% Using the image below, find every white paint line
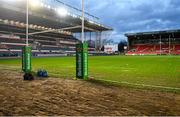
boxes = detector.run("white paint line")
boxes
[98,79,180,91]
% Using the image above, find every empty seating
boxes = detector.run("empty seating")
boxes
[127,44,180,55]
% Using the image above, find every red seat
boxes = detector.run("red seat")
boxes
[127,44,180,55]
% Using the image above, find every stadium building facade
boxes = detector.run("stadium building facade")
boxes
[0,0,111,57]
[125,29,180,55]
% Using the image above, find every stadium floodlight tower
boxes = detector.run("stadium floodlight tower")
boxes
[76,0,88,80]
[22,0,32,75]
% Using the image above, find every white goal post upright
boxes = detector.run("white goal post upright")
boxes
[76,0,88,79]
[26,0,29,46]
[82,0,84,43]
[22,0,32,74]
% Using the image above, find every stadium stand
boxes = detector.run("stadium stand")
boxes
[0,0,111,57]
[0,21,79,56]
[125,30,180,55]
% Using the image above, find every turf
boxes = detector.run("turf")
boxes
[0,56,179,88]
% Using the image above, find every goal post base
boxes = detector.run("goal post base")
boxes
[76,42,88,80]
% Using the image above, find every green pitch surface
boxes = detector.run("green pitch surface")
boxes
[0,56,179,89]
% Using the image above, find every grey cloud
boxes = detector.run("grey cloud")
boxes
[61,0,180,42]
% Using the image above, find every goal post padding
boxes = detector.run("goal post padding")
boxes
[22,46,32,73]
[76,42,88,79]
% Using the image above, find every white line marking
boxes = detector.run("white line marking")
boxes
[98,79,180,91]
[0,65,179,90]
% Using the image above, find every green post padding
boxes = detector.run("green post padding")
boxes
[22,46,32,73]
[76,42,88,79]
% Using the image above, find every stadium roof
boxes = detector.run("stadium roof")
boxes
[125,29,180,39]
[0,0,112,33]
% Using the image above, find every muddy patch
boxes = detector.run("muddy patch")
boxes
[0,70,179,116]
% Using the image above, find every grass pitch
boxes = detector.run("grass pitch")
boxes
[0,56,179,89]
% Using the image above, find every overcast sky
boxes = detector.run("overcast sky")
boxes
[60,0,180,42]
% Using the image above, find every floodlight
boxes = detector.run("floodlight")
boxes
[30,0,40,7]
[89,20,94,24]
[47,5,51,9]
[40,2,45,7]
[57,8,68,17]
